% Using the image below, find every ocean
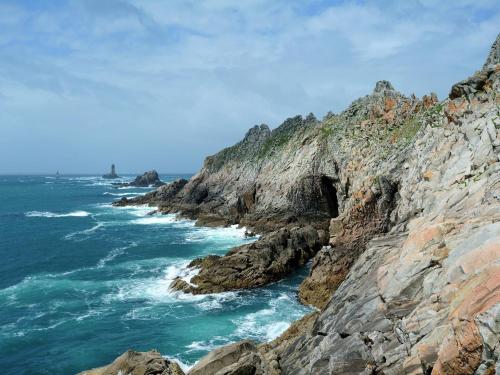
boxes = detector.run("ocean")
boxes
[0,175,312,374]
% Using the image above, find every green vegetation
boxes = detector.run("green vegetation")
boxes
[391,116,422,145]
[257,128,295,158]
[318,115,344,142]
[257,116,309,159]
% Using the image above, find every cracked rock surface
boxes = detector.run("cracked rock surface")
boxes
[90,34,500,375]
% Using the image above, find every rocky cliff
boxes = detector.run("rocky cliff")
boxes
[97,34,499,375]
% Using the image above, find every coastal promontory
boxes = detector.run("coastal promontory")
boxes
[91,34,500,374]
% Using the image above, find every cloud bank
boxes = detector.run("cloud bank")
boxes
[0,0,498,173]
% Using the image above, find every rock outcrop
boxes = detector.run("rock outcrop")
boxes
[113,170,164,188]
[129,170,164,187]
[171,225,323,294]
[188,341,261,375]
[78,350,185,375]
[114,178,188,207]
[87,34,500,375]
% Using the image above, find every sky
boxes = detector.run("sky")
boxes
[0,0,498,174]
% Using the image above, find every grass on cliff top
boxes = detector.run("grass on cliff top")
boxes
[389,116,422,145]
[318,113,345,142]
[257,130,295,158]
[257,115,315,159]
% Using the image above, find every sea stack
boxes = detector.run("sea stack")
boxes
[113,170,164,188]
[129,170,163,187]
[102,164,119,179]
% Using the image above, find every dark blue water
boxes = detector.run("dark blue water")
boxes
[0,175,311,374]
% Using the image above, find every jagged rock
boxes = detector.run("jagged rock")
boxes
[373,80,395,94]
[112,170,164,188]
[299,174,398,309]
[483,33,500,69]
[78,350,185,375]
[107,34,500,375]
[450,33,499,100]
[171,226,324,294]
[188,341,259,375]
[113,178,187,207]
[129,170,164,187]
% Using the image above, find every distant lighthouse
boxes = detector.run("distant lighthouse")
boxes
[102,164,120,179]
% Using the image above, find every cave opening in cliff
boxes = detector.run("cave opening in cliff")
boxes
[320,176,339,218]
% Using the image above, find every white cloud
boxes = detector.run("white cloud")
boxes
[0,0,498,173]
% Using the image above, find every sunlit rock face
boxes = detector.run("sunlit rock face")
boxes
[98,34,500,375]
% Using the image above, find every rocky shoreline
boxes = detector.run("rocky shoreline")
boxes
[83,34,500,375]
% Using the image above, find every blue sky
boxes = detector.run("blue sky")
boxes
[0,0,498,174]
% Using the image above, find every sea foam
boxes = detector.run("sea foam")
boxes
[103,191,143,197]
[25,210,90,218]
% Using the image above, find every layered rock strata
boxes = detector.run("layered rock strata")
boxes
[89,34,500,375]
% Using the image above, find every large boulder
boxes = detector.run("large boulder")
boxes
[79,350,185,375]
[130,170,164,187]
[188,341,259,375]
[170,225,324,294]
[113,178,188,207]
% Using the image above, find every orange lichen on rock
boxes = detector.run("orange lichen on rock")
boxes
[432,320,483,375]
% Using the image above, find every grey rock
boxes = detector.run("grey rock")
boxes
[483,32,500,69]
[78,350,185,375]
[188,340,258,375]
[102,34,500,375]
[373,80,395,94]
[171,225,323,294]
[129,170,163,187]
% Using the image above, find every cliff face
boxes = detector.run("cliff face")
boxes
[104,34,500,375]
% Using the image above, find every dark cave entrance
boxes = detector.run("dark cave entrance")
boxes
[320,176,339,218]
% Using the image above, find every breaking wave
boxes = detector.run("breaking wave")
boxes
[25,210,90,218]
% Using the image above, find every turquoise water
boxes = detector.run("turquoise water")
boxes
[0,175,311,374]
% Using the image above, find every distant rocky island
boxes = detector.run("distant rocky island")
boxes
[82,34,500,375]
[113,170,164,188]
[102,164,120,179]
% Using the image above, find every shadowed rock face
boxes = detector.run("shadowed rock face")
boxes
[90,34,500,375]
[129,170,164,187]
[171,225,323,294]
[112,170,165,189]
[114,178,188,207]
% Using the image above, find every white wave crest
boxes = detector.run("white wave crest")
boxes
[110,204,157,217]
[231,292,307,341]
[131,215,177,225]
[26,210,90,218]
[116,185,152,190]
[185,224,252,243]
[108,260,237,304]
[97,242,137,268]
[103,192,143,197]
[167,357,193,373]
[64,222,104,240]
